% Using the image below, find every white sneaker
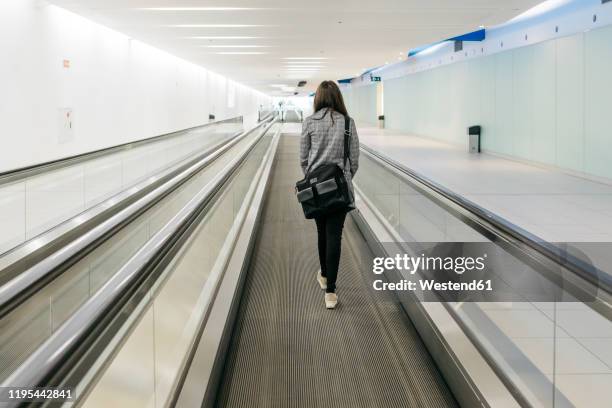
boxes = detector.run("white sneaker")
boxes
[325,293,338,309]
[317,270,327,290]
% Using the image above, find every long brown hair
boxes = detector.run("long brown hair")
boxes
[313,81,348,120]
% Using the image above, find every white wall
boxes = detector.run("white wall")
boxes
[383,24,612,180]
[0,0,271,172]
[344,0,612,181]
[343,83,377,125]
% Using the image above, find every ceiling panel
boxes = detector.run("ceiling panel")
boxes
[48,0,542,95]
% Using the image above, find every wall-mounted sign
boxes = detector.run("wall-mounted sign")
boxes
[370,75,381,82]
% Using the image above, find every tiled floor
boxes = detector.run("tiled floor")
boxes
[357,124,612,243]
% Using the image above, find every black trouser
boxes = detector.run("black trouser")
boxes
[314,209,347,293]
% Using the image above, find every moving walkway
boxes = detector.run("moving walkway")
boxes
[0,116,610,408]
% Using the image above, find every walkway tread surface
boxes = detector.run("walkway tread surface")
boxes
[215,134,457,408]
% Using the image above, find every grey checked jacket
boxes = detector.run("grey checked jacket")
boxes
[300,108,360,207]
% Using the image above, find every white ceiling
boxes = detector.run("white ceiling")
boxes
[48,0,542,96]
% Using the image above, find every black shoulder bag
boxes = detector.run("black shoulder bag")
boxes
[295,116,352,219]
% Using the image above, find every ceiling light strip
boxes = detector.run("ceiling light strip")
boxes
[142,7,257,11]
[183,36,262,40]
[216,52,267,55]
[168,24,263,28]
[205,45,270,48]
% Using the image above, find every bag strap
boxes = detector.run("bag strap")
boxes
[343,115,351,169]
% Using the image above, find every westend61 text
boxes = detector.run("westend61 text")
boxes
[373,279,493,292]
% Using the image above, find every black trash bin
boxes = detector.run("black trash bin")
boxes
[468,125,481,153]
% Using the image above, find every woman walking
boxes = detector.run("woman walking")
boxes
[299,81,360,309]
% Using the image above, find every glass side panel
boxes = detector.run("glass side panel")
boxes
[0,120,243,255]
[0,125,266,382]
[354,153,612,408]
[82,129,275,408]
